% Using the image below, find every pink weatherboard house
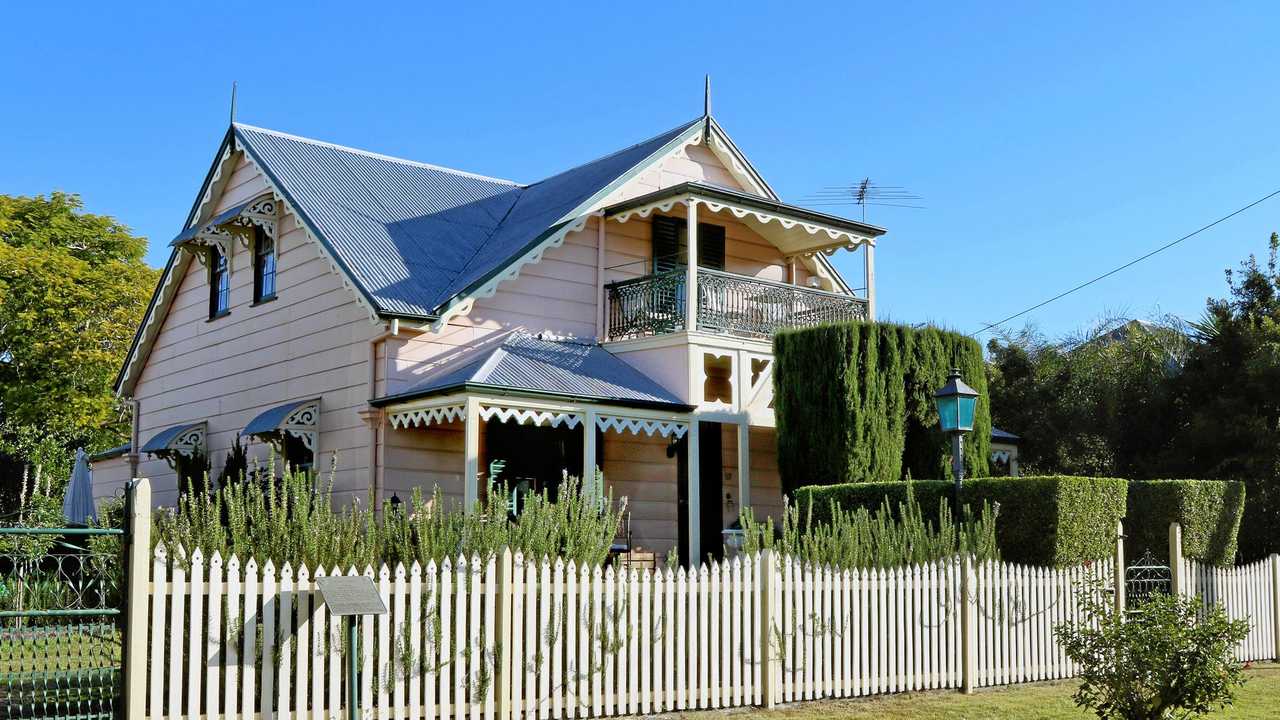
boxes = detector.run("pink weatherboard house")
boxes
[91,109,884,563]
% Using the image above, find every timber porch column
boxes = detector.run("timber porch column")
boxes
[687,417,701,564]
[583,407,599,496]
[463,397,481,511]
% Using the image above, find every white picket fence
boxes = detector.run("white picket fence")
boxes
[142,545,1122,720]
[1180,557,1277,662]
[114,467,1280,720]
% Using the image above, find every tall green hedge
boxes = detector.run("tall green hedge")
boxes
[1126,480,1245,566]
[773,322,990,497]
[794,476,1129,566]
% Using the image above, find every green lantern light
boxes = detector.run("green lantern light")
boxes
[934,368,978,434]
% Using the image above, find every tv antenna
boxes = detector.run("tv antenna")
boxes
[801,178,924,222]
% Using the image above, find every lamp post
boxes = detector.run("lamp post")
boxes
[934,368,979,518]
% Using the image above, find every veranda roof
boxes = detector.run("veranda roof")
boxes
[604,181,886,258]
[371,333,688,410]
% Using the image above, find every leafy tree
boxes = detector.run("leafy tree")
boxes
[0,192,158,509]
[1055,580,1250,720]
[985,234,1280,560]
[1164,233,1280,559]
[986,316,1186,477]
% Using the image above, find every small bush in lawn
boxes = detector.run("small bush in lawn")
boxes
[1055,579,1250,720]
[738,491,999,568]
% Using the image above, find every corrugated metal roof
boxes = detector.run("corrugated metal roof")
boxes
[373,333,686,409]
[89,443,131,462]
[233,119,701,318]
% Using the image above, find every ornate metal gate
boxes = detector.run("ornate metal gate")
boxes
[0,497,131,719]
[1125,549,1172,606]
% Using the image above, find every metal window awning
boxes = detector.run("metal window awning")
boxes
[244,398,320,452]
[604,181,886,258]
[169,194,279,270]
[140,422,206,459]
[170,199,254,246]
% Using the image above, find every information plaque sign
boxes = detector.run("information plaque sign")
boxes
[315,576,388,616]
[315,575,387,720]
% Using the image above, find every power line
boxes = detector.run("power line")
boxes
[973,187,1280,337]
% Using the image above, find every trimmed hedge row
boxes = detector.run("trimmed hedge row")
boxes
[794,476,1129,566]
[795,476,1246,566]
[773,322,990,497]
[1127,480,1245,566]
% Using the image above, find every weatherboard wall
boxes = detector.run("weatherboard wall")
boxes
[121,155,381,507]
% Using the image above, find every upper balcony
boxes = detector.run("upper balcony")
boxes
[599,181,883,345]
[605,267,868,342]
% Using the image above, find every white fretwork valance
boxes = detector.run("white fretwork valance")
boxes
[388,404,465,429]
[596,414,688,438]
[480,405,582,429]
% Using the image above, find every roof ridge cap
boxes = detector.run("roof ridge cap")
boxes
[232,122,524,187]
[523,117,702,189]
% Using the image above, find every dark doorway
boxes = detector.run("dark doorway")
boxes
[699,421,724,563]
[674,435,689,566]
[676,421,725,567]
[485,421,584,516]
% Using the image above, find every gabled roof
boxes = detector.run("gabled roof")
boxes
[371,333,688,410]
[233,118,703,319]
[117,112,864,396]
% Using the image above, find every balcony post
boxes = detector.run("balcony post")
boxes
[686,197,699,332]
[864,242,876,320]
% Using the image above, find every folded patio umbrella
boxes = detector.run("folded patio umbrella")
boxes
[62,447,97,525]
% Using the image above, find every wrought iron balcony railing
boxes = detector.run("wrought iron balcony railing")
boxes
[604,268,868,342]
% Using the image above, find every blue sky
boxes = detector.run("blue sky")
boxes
[3,2,1278,341]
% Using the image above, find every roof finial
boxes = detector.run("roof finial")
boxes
[704,74,711,117]
[229,81,238,125]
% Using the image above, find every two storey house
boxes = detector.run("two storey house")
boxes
[91,111,885,563]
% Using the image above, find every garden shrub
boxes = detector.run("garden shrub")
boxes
[773,321,990,497]
[794,475,1128,566]
[1126,480,1245,566]
[154,461,626,569]
[739,491,999,568]
[1055,574,1251,719]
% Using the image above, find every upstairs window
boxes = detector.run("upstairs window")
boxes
[208,246,230,319]
[651,216,726,274]
[253,228,277,303]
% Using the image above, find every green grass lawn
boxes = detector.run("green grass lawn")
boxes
[676,664,1280,719]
